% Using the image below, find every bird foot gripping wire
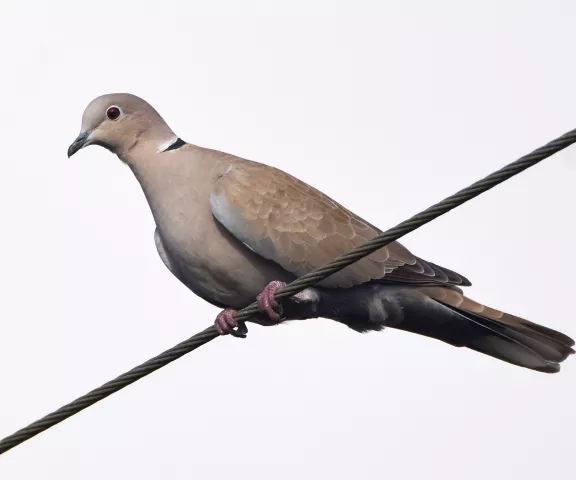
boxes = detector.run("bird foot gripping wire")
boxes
[215,309,249,338]
[256,280,286,320]
[215,280,288,337]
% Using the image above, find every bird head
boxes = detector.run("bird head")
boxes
[68,93,175,158]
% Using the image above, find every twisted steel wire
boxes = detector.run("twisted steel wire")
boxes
[1,127,575,455]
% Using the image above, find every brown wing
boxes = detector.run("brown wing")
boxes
[210,160,469,288]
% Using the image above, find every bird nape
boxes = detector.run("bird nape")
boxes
[68,93,574,373]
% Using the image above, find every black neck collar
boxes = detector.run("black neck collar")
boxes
[161,137,187,152]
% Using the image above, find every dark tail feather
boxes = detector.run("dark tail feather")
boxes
[400,287,574,373]
[444,306,573,373]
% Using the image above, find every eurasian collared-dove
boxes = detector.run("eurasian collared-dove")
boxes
[68,93,574,373]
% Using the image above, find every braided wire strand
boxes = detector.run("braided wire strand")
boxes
[1,128,575,455]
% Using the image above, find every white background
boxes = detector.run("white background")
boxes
[1,1,575,478]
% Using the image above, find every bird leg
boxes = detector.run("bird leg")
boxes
[256,280,312,319]
[215,280,311,337]
[257,280,287,320]
[214,309,248,338]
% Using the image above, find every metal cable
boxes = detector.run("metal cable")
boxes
[1,127,575,455]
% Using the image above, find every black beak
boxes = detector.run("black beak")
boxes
[67,131,90,158]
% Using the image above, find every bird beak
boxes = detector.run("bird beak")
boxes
[67,131,91,158]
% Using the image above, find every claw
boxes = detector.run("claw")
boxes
[257,280,287,321]
[215,309,247,338]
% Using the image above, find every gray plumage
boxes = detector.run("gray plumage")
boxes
[68,93,574,373]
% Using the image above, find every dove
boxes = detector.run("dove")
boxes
[68,93,574,373]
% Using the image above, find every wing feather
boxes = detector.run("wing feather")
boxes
[210,160,470,288]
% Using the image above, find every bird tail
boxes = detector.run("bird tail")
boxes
[400,287,575,373]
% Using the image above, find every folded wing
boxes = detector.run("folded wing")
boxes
[210,160,469,288]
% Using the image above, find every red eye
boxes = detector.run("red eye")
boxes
[106,106,121,120]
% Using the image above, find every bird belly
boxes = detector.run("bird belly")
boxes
[155,220,293,309]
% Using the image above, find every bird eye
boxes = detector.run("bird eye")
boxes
[106,106,121,120]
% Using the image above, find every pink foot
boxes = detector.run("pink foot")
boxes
[257,280,287,321]
[214,308,247,338]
